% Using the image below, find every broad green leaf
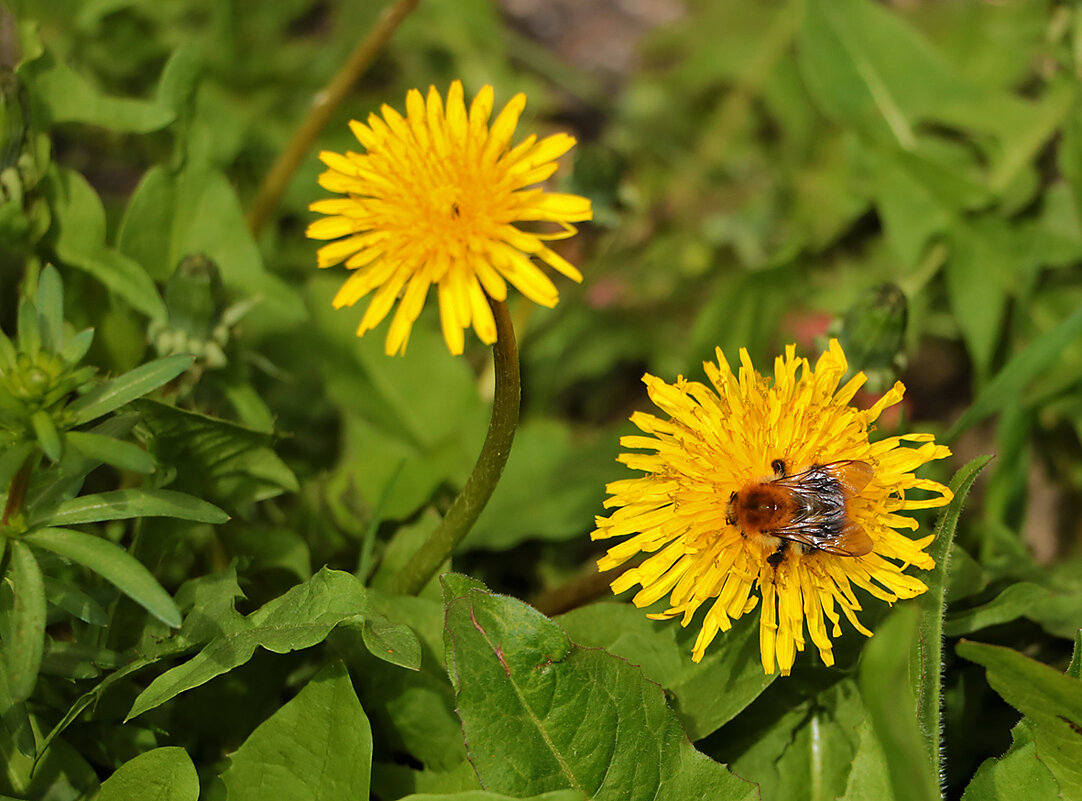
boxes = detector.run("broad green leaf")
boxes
[468,419,618,550]
[36,265,63,353]
[961,722,1060,801]
[915,455,992,767]
[23,527,181,628]
[355,591,466,772]
[371,760,482,799]
[720,678,866,801]
[42,488,228,527]
[3,542,45,703]
[116,164,306,329]
[400,793,586,801]
[441,575,758,801]
[18,47,174,133]
[838,719,897,801]
[59,328,94,365]
[944,582,1051,637]
[134,399,298,507]
[43,167,166,319]
[360,615,422,671]
[859,605,938,801]
[957,640,1082,796]
[127,568,373,719]
[558,602,774,740]
[67,354,192,425]
[945,223,1012,380]
[65,431,155,474]
[220,661,372,801]
[95,747,198,801]
[29,410,61,462]
[947,306,1082,439]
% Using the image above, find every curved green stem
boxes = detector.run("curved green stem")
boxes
[388,300,521,595]
[247,0,420,236]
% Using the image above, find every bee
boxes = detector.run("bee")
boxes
[726,459,874,565]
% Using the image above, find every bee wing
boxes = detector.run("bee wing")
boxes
[822,460,874,498]
[771,518,874,557]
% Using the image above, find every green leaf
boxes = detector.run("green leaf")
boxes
[859,605,938,801]
[961,722,1060,801]
[59,328,94,366]
[360,615,422,671]
[44,166,166,319]
[441,575,758,801]
[116,164,306,328]
[838,718,898,801]
[95,747,198,801]
[722,678,866,800]
[557,603,774,740]
[220,661,372,801]
[65,431,155,474]
[957,640,1082,795]
[468,419,617,550]
[42,488,228,527]
[947,306,1082,439]
[945,222,1012,380]
[3,542,45,703]
[23,527,181,628]
[42,576,108,626]
[0,442,34,492]
[944,582,1051,637]
[16,298,40,358]
[29,410,61,462]
[399,793,586,801]
[914,454,992,770]
[67,354,192,425]
[134,399,298,507]
[127,568,373,719]
[18,46,175,134]
[36,265,63,354]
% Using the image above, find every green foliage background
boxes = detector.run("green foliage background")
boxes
[1,1,1082,799]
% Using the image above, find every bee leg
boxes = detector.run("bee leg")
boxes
[726,491,738,527]
[766,540,789,567]
[771,459,787,477]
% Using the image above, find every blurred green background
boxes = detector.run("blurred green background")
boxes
[3,0,1082,797]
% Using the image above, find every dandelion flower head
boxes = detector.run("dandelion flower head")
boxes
[307,80,592,355]
[592,340,953,676]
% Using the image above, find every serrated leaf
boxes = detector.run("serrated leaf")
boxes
[957,640,1082,796]
[220,661,372,801]
[67,354,192,425]
[95,747,198,801]
[23,527,181,628]
[41,488,227,527]
[3,542,45,703]
[127,568,373,719]
[441,575,758,801]
[557,602,774,740]
[64,430,154,474]
[961,722,1060,801]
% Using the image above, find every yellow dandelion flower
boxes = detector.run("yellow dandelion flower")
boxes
[591,339,953,676]
[306,80,592,356]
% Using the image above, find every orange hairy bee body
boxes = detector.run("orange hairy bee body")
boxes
[726,459,875,563]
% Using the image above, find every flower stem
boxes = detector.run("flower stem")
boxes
[246,0,420,236]
[387,300,521,596]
